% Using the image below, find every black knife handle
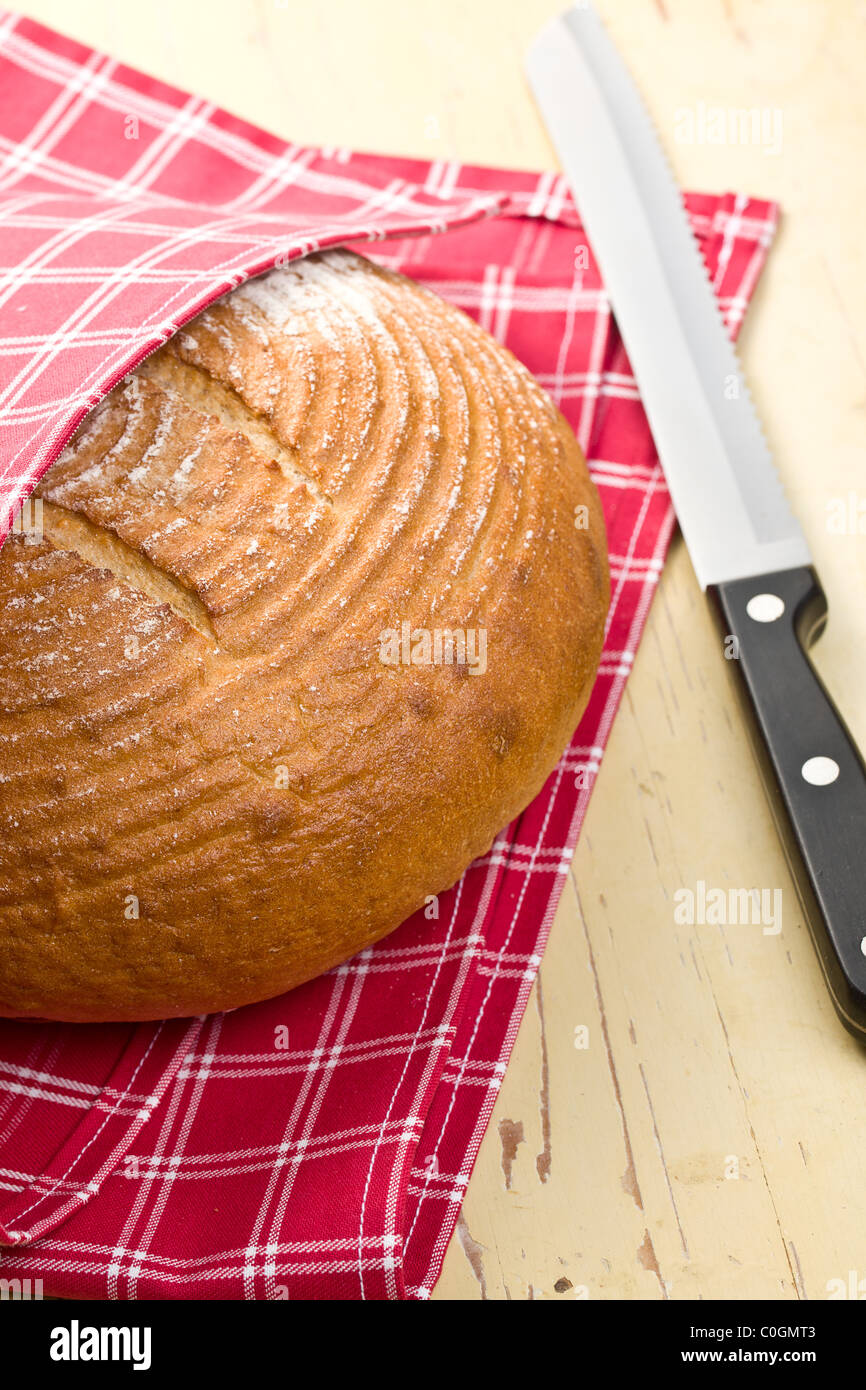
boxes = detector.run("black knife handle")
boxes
[708,566,866,1041]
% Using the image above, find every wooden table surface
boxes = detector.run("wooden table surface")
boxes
[14,0,866,1301]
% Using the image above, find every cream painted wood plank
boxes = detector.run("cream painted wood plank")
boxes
[12,0,866,1302]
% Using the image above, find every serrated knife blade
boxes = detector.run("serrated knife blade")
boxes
[527,3,810,589]
[526,4,866,1041]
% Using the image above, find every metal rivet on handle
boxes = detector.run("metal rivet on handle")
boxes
[801,756,840,786]
[746,593,785,623]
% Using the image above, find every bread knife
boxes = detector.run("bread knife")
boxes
[527,4,866,1040]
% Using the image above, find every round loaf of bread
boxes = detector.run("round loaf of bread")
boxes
[0,249,608,1022]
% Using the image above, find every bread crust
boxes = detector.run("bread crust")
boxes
[0,250,608,1021]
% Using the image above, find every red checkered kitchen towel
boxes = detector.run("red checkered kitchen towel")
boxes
[0,12,777,1299]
